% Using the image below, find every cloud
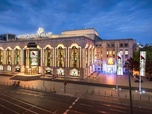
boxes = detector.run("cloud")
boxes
[0,0,152,44]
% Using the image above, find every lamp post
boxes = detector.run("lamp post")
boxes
[125,60,133,114]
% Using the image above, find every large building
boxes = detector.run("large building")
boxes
[0,28,136,79]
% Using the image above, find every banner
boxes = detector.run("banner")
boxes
[117,52,123,75]
[30,51,38,66]
[140,51,146,76]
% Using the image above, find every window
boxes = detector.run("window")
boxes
[113,50,115,57]
[107,50,109,55]
[107,58,114,65]
[125,55,128,58]
[124,43,128,47]
[120,43,123,47]
[107,44,110,47]
[57,46,65,67]
[14,49,21,65]
[111,44,115,47]
[0,49,3,64]
[6,49,12,65]
[125,50,128,55]
[120,50,123,55]
[109,51,112,56]
[45,47,53,67]
[69,46,80,68]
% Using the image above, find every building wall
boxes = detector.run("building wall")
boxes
[0,29,137,78]
[94,39,136,73]
[0,36,95,79]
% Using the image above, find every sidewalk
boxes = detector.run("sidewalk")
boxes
[0,71,152,92]
[40,73,152,92]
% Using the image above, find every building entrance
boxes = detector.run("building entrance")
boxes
[25,66,38,74]
[24,42,40,75]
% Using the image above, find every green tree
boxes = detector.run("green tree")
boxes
[130,45,152,76]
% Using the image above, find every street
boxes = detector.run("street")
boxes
[0,85,152,114]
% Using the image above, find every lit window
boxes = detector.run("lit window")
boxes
[113,50,115,55]
[107,50,109,55]
[125,50,128,55]
[120,50,123,55]
[109,51,112,56]
[107,58,114,65]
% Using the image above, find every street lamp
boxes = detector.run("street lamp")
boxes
[124,60,133,114]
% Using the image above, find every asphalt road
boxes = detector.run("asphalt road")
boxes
[0,85,152,114]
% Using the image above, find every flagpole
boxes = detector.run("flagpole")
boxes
[139,75,141,92]
[116,73,118,91]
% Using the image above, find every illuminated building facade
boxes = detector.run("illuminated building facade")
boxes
[0,28,136,79]
[95,39,136,74]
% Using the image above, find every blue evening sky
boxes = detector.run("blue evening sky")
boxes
[0,0,152,44]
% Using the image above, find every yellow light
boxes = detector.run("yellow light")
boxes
[107,58,114,65]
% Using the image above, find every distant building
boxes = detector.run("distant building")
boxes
[0,33,16,41]
[95,39,136,73]
[0,28,137,79]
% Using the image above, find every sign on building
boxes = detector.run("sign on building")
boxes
[140,51,146,76]
[18,27,52,39]
[117,52,123,75]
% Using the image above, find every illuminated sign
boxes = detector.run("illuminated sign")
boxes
[18,27,52,39]
[140,51,146,76]
[117,52,123,75]
[30,51,38,66]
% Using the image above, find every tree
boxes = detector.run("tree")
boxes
[131,44,152,76]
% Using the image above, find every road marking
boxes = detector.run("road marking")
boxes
[63,109,69,114]
[22,106,34,114]
[75,97,79,102]
[110,105,127,109]
[98,111,107,114]
[110,109,127,113]
[63,97,79,114]
[0,104,20,114]
[0,93,53,113]
[10,90,45,98]
[69,106,72,109]
[102,104,127,109]
[102,104,111,107]
[0,97,38,114]
[80,103,94,107]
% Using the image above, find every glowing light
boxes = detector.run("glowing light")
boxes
[107,58,114,65]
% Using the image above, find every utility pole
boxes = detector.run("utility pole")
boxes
[126,60,133,114]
